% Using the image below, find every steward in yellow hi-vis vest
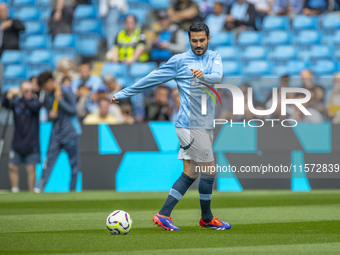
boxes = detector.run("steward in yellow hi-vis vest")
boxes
[108,15,149,64]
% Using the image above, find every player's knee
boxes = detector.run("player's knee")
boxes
[8,164,18,172]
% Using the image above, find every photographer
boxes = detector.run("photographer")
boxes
[1,82,41,192]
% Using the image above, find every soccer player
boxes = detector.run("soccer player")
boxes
[111,22,231,231]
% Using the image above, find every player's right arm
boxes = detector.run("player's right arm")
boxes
[111,55,179,103]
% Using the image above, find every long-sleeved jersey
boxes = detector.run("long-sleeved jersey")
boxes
[114,49,223,129]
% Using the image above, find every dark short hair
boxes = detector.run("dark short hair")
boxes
[37,71,54,88]
[188,22,210,38]
[280,74,290,80]
[79,60,91,67]
[125,14,137,24]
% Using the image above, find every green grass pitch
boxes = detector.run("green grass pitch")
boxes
[1,190,340,255]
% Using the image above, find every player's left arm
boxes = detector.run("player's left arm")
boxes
[199,53,223,84]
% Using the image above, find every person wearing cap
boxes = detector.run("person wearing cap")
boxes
[151,10,186,62]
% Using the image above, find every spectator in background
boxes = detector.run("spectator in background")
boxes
[72,61,102,94]
[92,85,124,123]
[83,97,119,124]
[247,0,273,25]
[76,84,92,120]
[167,0,202,31]
[225,0,257,32]
[235,82,262,120]
[49,0,76,40]
[53,58,79,85]
[303,0,328,15]
[102,73,122,99]
[327,73,340,123]
[61,76,72,87]
[264,74,290,105]
[299,86,327,123]
[120,101,135,124]
[29,76,40,97]
[205,1,226,34]
[273,0,303,16]
[300,69,315,89]
[144,85,171,121]
[1,82,41,192]
[151,11,186,62]
[0,3,25,56]
[106,15,149,64]
[36,71,81,193]
[99,0,128,50]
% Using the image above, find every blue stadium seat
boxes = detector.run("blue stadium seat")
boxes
[40,8,51,22]
[271,45,297,62]
[13,6,39,21]
[4,65,26,79]
[1,50,24,65]
[210,32,234,48]
[12,0,35,6]
[321,13,340,32]
[101,63,128,77]
[73,19,101,35]
[27,50,52,65]
[27,65,53,78]
[2,79,23,93]
[238,31,262,46]
[127,8,148,24]
[74,5,98,20]
[222,61,242,76]
[262,16,290,31]
[264,31,292,46]
[23,35,51,49]
[36,0,50,7]
[309,45,333,61]
[148,0,170,9]
[53,34,77,49]
[241,46,267,61]
[333,30,340,45]
[295,30,321,46]
[243,60,272,76]
[312,60,338,75]
[215,46,239,60]
[130,62,157,78]
[23,21,46,35]
[335,48,340,61]
[76,35,100,57]
[275,60,306,75]
[292,15,318,31]
[53,49,77,68]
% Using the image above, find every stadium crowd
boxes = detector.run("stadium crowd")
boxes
[1,0,340,126]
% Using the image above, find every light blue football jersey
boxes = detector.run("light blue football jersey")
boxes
[114,49,223,129]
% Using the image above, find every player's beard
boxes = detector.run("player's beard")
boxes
[193,44,208,56]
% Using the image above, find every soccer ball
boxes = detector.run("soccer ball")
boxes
[106,210,133,235]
